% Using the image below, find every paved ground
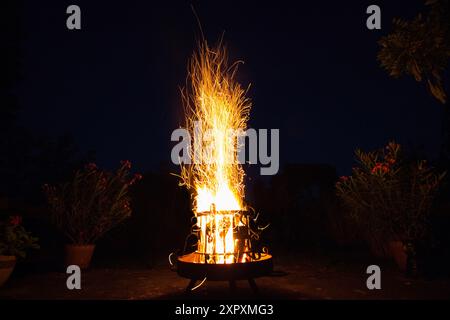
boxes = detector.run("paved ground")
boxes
[1,251,449,300]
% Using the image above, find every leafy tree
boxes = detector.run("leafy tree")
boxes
[378,0,450,104]
[378,1,450,163]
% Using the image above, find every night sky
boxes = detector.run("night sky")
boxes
[16,0,444,176]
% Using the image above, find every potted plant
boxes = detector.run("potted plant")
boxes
[43,161,142,269]
[0,215,39,286]
[336,142,445,273]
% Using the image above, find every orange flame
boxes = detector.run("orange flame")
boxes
[180,40,251,263]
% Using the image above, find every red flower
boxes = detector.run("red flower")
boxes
[372,162,389,174]
[9,215,22,226]
[339,176,348,182]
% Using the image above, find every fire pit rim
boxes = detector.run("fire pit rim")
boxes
[176,252,273,281]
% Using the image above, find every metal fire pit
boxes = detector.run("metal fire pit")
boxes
[175,208,272,293]
[177,252,273,293]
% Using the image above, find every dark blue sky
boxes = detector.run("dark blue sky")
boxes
[17,0,444,176]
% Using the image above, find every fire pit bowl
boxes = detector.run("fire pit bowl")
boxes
[177,252,273,281]
[177,252,273,293]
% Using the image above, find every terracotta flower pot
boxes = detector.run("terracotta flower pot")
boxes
[389,241,408,272]
[0,255,16,287]
[65,244,96,269]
